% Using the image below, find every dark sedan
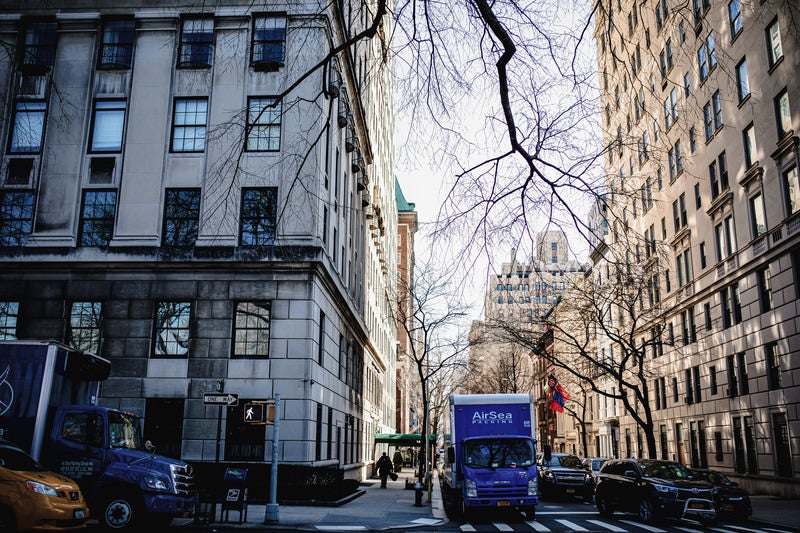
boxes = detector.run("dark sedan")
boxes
[689,468,752,519]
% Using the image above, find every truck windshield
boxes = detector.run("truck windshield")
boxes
[108,411,143,450]
[464,438,534,468]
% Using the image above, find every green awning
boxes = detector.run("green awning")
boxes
[374,433,434,446]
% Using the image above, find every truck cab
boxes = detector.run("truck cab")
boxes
[45,405,194,529]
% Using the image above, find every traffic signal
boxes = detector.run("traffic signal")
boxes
[243,402,265,424]
[242,401,275,424]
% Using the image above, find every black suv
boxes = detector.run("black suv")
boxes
[537,453,594,501]
[594,458,716,524]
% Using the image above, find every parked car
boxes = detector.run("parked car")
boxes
[0,439,89,532]
[537,452,594,501]
[689,468,752,519]
[581,457,611,479]
[594,458,716,524]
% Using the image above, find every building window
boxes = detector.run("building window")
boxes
[240,187,277,246]
[709,365,717,395]
[0,301,19,339]
[703,102,713,141]
[153,301,191,357]
[0,190,35,247]
[766,18,783,68]
[773,413,792,477]
[693,0,711,25]
[714,214,735,262]
[736,58,749,102]
[709,151,729,199]
[728,0,742,39]
[9,100,46,154]
[98,19,135,69]
[251,15,287,68]
[317,310,325,366]
[232,301,271,358]
[774,89,792,139]
[689,127,696,153]
[743,123,756,168]
[699,241,707,269]
[712,91,722,130]
[178,17,213,68]
[783,166,800,216]
[757,266,773,313]
[690,420,708,468]
[78,190,117,247]
[676,248,692,288]
[749,193,766,238]
[704,302,712,330]
[246,97,281,151]
[766,342,781,390]
[171,98,207,152]
[89,99,126,153]
[672,193,687,232]
[697,32,716,81]
[19,21,57,70]
[732,415,757,474]
[162,188,200,247]
[67,302,102,354]
[721,282,741,329]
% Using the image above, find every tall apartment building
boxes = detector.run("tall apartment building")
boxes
[395,178,418,434]
[594,0,799,495]
[0,1,397,481]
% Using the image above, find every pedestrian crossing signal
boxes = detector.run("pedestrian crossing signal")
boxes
[243,401,274,424]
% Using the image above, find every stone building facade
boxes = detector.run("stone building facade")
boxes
[0,0,397,480]
[593,0,800,496]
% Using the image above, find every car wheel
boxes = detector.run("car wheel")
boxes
[597,495,614,518]
[101,493,141,529]
[638,498,656,523]
[0,505,16,532]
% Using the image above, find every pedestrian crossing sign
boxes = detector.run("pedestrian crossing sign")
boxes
[243,400,274,424]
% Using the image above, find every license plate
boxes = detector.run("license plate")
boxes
[689,502,707,509]
[74,510,85,519]
[497,501,510,507]
[565,489,575,494]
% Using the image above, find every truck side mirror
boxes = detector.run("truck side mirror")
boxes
[543,444,552,462]
[447,446,455,463]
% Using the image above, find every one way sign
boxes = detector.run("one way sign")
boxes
[203,393,239,406]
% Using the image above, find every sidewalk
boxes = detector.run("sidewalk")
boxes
[180,471,446,531]
[178,475,800,531]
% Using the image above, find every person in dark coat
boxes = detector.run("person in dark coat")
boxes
[377,451,393,488]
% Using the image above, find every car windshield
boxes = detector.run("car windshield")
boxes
[591,459,607,471]
[0,444,47,472]
[640,460,692,480]
[108,411,144,450]
[464,438,534,468]
[695,470,734,486]
[556,455,582,468]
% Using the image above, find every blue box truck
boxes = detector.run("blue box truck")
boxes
[0,340,194,529]
[441,393,538,519]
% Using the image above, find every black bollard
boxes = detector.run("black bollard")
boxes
[414,482,424,506]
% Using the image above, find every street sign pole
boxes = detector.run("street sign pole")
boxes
[264,394,280,524]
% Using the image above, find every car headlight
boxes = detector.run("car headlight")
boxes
[25,480,59,497]
[528,477,538,496]
[652,483,678,497]
[465,479,477,498]
[142,474,171,492]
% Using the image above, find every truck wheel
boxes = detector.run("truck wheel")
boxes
[0,505,16,532]
[101,493,141,529]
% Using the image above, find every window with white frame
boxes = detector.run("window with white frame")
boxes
[774,89,792,139]
[246,97,281,151]
[68,301,103,354]
[171,98,207,152]
[783,166,800,216]
[714,214,735,262]
[9,100,46,153]
[697,32,716,81]
[743,123,757,168]
[736,57,749,102]
[728,0,742,39]
[89,99,126,153]
[766,17,783,68]
[749,192,766,238]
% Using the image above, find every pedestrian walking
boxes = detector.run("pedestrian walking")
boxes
[377,452,393,488]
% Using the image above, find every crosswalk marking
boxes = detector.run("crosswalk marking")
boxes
[674,526,704,533]
[555,519,589,531]
[492,522,514,531]
[526,520,551,531]
[709,528,754,533]
[620,519,667,532]
[727,526,789,533]
[459,524,476,532]
[586,519,629,532]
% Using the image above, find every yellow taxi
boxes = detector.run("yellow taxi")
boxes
[0,440,89,531]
